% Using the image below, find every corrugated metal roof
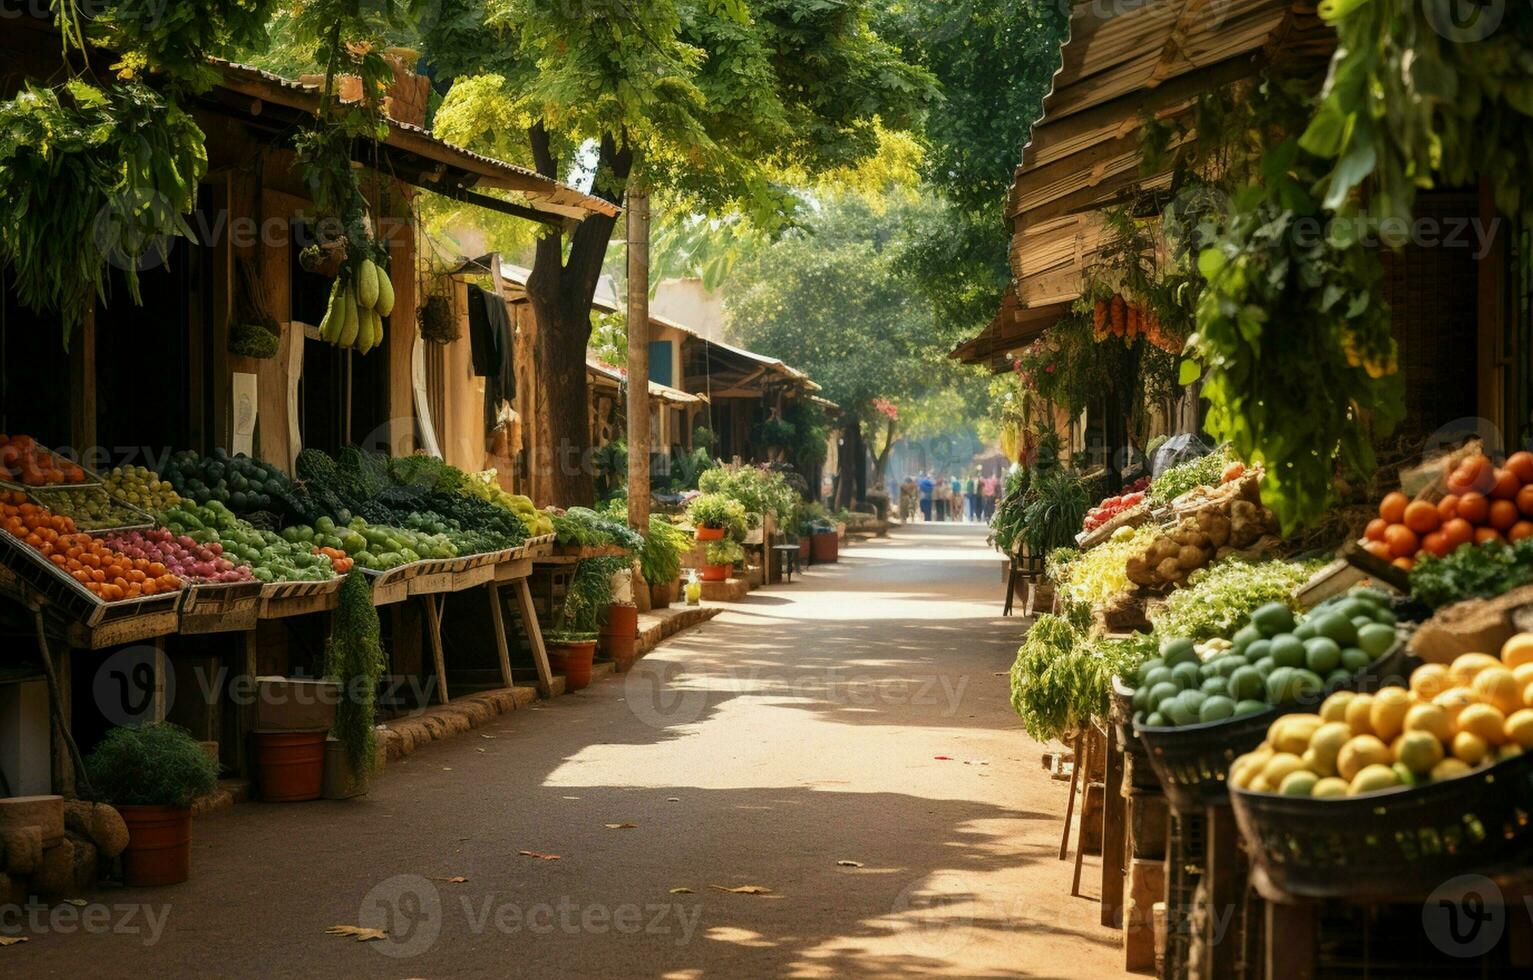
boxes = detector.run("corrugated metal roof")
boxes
[586,359,706,405]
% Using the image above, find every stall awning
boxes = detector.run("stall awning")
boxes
[950,288,1071,369]
[1006,0,1331,294]
[206,60,620,225]
[586,361,706,406]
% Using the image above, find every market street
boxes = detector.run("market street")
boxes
[9,523,1121,979]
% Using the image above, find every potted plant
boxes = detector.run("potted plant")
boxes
[702,539,744,582]
[547,557,622,691]
[85,723,219,886]
[686,493,747,542]
[640,514,690,609]
[323,570,384,799]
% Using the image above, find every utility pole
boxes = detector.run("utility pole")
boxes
[626,182,651,530]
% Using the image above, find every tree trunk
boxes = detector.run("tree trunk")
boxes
[626,182,651,529]
[524,126,633,506]
[870,416,897,488]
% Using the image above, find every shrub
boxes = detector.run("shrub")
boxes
[705,539,745,567]
[325,569,385,778]
[698,465,798,524]
[85,723,219,808]
[640,514,691,585]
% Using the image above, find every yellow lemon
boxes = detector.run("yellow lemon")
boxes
[1501,743,1525,762]
[1409,663,1452,701]
[1304,722,1351,776]
[1337,735,1392,782]
[1450,652,1502,688]
[1434,687,1480,728]
[1273,715,1322,755]
[1430,757,1472,781]
[1261,752,1307,787]
[1319,690,1355,723]
[1369,688,1412,743]
[1501,633,1533,670]
[1459,703,1508,746]
[1524,679,1533,710]
[1396,730,1446,775]
[1344,693,1376,736]
[1452,730,1490,766]
[1404,703,1452,743]
[1311,777,1349,798]
[1348,764,1401,796]
[1512,662,1533,688]
[1472,667,1523,716]
[1505,709,1533,749]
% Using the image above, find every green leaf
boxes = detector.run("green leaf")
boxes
[1177,359,1203,386]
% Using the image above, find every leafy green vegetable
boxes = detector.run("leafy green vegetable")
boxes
[639,514,691,586]
[1008,616,1155,743]
[1410,539,1533,611]
[1147,446,1235,507]
[1051,525,1159,626]
[1020,468,1089,554]
[326,570,384,779]
[1149,558,1318,643]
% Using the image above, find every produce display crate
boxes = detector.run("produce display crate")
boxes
[0,527,184,628]
[258,576,342,618]
[364,562,422,605]
[1231,749,1533,902]
[525,533,556,559]
[0,443,101,492]
[29,486,158,534]
[1136,640,1415,813]
[549,543,631,559]
[1076,503,1150,551]
[1163,810,1207,980]
[179,580,264,633]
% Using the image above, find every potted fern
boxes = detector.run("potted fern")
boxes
[547,557,622,691]
[640,514,690,608]
[702,539,744,582]
[85,723,219,886]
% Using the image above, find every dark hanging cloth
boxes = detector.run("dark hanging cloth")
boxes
[466,284,517,429]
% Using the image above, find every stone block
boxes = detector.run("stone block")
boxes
[33,838,73,898]
[1,826,42,875]
[63,801,129,860]
[0,795,64,844]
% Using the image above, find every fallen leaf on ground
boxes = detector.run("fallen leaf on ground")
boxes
[710,885,772,895]
[605,823,638,830]
[669,887,694,894]
[518,850,561,861]
[63,898,88,906]
[0,937,28,947]
[666,797,680,802]
[561,796,581,800]
[479,734,497,739]
[442,767,454,772]
[836,860,864,868]
[933,756,954,761]
[429,876,468,883]
[475,748,487,753]
[326,925,387,942]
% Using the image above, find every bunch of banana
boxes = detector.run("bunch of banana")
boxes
[319,256,395,354]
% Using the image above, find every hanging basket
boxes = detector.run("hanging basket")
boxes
[419,293,459,344]
[299,240,348,278]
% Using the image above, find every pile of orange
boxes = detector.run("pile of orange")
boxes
[0,491,181,601]
[0,435,87,486]
[312,545,354,574]
[1365,452,1533,570]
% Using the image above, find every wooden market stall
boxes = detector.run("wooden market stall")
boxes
[0,18,618,798]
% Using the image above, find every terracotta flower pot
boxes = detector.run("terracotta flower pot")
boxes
[811,531,839,564]
[701,563,730,582]
[117,805,193,886]
[549,639,597,692]
[255,731,328,802]
[649,579,675,609]
[600,602,639,671]
[695,526,725,542]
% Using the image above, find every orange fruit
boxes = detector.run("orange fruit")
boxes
[1365,518,1388,542]
[1384,524,1419,558]
[1457,492,1491,525]
[1421,531,1451,557]
[1392,556,1415,572]
[1490,499,1521,531]
[1364,539,1392,561]
[1379,491,1409,524]
[1438,494,1461,521]
[1476,527,1505,545]
[1512,521,1533,543]
[1519,484,1533,518]
[1492,468,1523,500]
[1403,500,1441,534]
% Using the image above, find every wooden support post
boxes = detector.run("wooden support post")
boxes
[230,630,257,779]
[1264,900,1317,980]
[49,645,74,797]
[514,578,555,698]
[626,181,652,530]
[423,595,450,705]
[1060,730,1083,861]
[1101,721,1126,928]
[1206,805,1241,978]
[486,582,515,689]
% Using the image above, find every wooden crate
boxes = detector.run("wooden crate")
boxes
[179,580,264,634]
[258,577,342,618]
